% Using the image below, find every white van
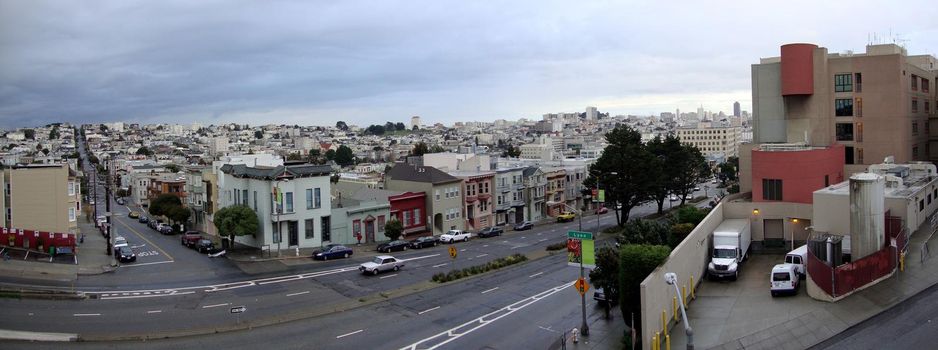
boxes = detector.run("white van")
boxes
[785,245,808,276]
[770,264,800,297]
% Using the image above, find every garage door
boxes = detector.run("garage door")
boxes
[764,219,784,239]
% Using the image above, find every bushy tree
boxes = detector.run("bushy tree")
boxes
[395,122,406,131]
[619,219,669,246]
[384,219,404,241]
[214,205,260,248]
[411,142,429,156]
[429,145,445,153]
[673,205,708,226]
[136,146,153,156]
[718,156,739,185]
[148,194,182,217]
[23,128,35,140]
[254,130,263,139]
[619,244,671,339]
[583,125,657,226]
[325,149,336,161]
[335,145,355,166]
[672,144,711,206]
[336,121,348,131]
[589,245,621,319]
[669,223,695,248]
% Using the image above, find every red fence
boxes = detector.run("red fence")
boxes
[2,227,77,253]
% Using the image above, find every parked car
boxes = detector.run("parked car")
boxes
[138,216,149,224]
[312,244,354,260]
[128,211,140,219]
[595,206,608,215]
[148,220,161,230]
[440,229,470,243]
[377,240,410,253]
[195,239,215,253]
[359,255,404,275]
[116,198,126,205]
[556,212,576,223]
[770,263,800,297]
[477,226,503,238]
[113,236,128,255]
[513,221,534,231]
[158,225,174,235]
[116,245,137,263]
[593,287,616,305]
[668,194,680,201]
[409,236,440,249]
[181,231,202,247]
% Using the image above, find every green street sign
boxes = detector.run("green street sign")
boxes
[567,231,593,240]
[567,231,595,269]
[598,189,605,203]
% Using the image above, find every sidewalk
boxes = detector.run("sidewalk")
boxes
[548,309,629,350]
[670,217,938,350]
[75,218,117,276]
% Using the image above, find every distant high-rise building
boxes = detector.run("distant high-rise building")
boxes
[585,106,598,120]
[733,101,741,117]
[410,116,421,130]
[697,106,705,121]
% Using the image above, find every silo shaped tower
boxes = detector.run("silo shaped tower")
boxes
[849,173,885,260]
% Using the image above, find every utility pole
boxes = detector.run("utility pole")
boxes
[565,202,589,337]
[104,161,113,263]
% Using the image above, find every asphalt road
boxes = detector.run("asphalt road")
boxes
[812,282,938,350]
[3,252,607,350]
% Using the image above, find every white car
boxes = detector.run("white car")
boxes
[359,255,403,275]
[440,229,470,243]
[770,263,800,297]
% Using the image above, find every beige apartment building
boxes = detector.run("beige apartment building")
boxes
[385,164,465,235]
[2,164,80,234]
[752,43,938,175]
[675,124,742,158]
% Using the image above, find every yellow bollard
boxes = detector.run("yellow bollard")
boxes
[682,285,688,308]
[672,296,678,321]
[661,310,667,335]
[690,274,695,300]
[655,332,661,350]
[900,252,906,272]
[666,333,671,350]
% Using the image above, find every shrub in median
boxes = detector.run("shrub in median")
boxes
[431,253,529,283]
[546,242,566,251]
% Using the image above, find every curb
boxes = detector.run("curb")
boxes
[0,288,87,301]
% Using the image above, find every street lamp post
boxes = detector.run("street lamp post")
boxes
[597,172,617,233]
[561,203,588,337]
[665,272,694,350]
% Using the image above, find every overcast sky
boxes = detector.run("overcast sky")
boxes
[1,1,937,129]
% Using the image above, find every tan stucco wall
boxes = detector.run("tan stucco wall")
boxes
[8,166,73,233]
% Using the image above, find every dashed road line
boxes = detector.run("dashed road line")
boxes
[286,291,310,297]
[432,263,448,268]
[529,272,544,278]
[121,260,174,268]
[202,303,230,309]
[481,287,499,294]
[475,254,488,258]
[336,329,364,339]
[418,306,440,315]
[73,313,100,317]
[459,249,467,252]
[147,310,162,314]
[379,274,398,279]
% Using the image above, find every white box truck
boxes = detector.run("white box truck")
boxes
[708,219,752,281]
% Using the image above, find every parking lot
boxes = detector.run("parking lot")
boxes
[682,253,820,348]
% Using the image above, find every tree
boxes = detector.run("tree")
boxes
[502,144,521,158]
[583,125,657,226]
[429,145,445,153]
[395,122,406,131]
[166,205,191,227]
[335,145,355,166]
[589,245,621,319]
[384,122,396,132]
[99,124,108,132]
[619,244,671,340]
[673,205,708,226]
[718,156,739,185]
[384,219,404,241]
[286,152,302,161]
[619,219,669,246]
[148,194,182,217]
[214,205,260,249]
[643,136,670,214]
[325,149,336,161]
[669,223,695,249]
[365,125,386,135]
[254,130,263,139]
[673,144,711,206]
[49,127,60,139]
[307,149,323,164]
[22,128,35,140]
[136,146,153,156]
[411,142,429,156]
[336,121,349,131]
[165,164,180,173]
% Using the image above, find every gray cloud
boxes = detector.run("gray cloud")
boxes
[1,0,936,128]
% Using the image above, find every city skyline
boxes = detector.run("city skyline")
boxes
[1,1,936,129]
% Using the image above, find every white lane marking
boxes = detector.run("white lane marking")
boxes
[379,274,398,279]
[399,281,572,350]
[459,249,466,252]
[147,310,162,314]
[418,306,440,315]
[336,329,364,339]
[120,260,174,268]
[207,281,257,291]
[521,236,526,239]
[286,291,310,297]
[202,303,230,309]
[99,291,194,300]
[537,238,548,243]
[399,254,441,262]
[481,287,499,294]
[529,272,544,278]
[482,245,489,248]
[537,233,542,236]
[73,313,100,317]
[511,246,521,249]
[432,263,448,268]
[475,254,488,258]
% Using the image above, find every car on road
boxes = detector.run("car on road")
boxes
[593,287,616,305]
[158,225,174,235]
[138,216,149,224]
[440,229,470,243]
[147,220,161,229]
[409,236,440,249]
[556,212,576,223]
[377,240,410,253]
[128,211,140,219]
[513,221,534,231]
[195,239,215,253]
[312,244,354,260]
[595,206,608,215]
[359,255,403,275]
[113,236,128,255]
[477,226,503,238]
[116,198,126,205]
[693,186,701,191]
[116,245,137,263]
[181,231,202,247]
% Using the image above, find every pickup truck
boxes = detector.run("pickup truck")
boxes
[181,231,202,247]
[440,229,470,243]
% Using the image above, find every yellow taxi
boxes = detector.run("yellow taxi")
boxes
[128,211,140,219]
[556,212,576,222]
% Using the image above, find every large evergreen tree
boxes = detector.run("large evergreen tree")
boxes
[583,125,657,226]
[335,145,355,166]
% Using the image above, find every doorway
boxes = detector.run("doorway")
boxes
[288,221,299,246]
[365,218,376,243]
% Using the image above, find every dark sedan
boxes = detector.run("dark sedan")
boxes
[513,221,534,231]
[116,246,136,263]
[312,244,354,260]
[377,240,410,253]
[410,236,439,249]
[195,239,215,253]
[477,226,504,238]
[138,216,149,223]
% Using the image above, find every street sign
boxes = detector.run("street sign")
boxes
[230,306,247,314]
[573,278,590,295]
[567,231,595,269]
[598,189,605,203]
[449,246,457,259]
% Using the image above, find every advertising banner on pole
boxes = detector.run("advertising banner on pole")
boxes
[567,231,595,268]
